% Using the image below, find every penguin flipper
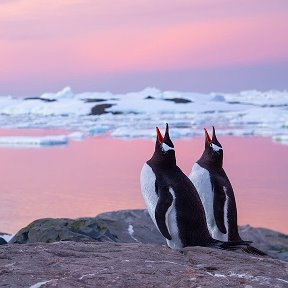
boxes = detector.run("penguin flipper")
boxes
[212,181,227,234]
[155,186,173,240]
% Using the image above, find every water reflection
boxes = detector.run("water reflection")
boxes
[0,134,287,234]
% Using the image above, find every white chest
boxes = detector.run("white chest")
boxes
[189,163,228,241]
[140,163,183,249]
[140,163,158,225]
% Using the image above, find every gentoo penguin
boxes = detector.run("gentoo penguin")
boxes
[189,127,241,242]
[141,124,266,255]
[140,124,216,249]
[189,127,266,255]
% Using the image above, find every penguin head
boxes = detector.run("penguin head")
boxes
[153,123,176,166]
[204,126,223,164]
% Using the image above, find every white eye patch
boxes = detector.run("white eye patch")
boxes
[210,143,222,152]
[162,143,175,152]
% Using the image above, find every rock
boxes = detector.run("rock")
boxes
[84,98,106,103]
[90,103,114,115]
[0,241,287,287]
[95,209,164,245]
[164,97,192,104]
[0,237,7,245]
[96,210,288,261]
[0,233,11,245]
[24,97,57,102]
[10,218,117,244]
[145,95,155,99]
[239,225,288,262]
[9,210,288,262]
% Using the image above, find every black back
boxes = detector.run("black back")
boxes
[147,124,214,246]
[197,127,242,241]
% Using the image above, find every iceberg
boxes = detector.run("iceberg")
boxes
[0,87,287,144]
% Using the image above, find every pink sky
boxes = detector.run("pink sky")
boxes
[1,0,288,95]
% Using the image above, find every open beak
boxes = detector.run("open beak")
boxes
[156,127,164,143]
[204,128,212,143]
[212,126,216,140]
[165,123,169,136]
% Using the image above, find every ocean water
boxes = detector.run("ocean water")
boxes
[0,131,287,235]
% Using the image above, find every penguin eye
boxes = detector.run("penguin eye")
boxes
[210,143,222,153]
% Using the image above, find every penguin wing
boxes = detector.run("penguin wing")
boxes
[155,186,173,240]
[212,179,227,234]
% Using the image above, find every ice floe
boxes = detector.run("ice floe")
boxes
[0,135,68,147]
[0,87,287,145]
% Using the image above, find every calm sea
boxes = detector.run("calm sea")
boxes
[1,130,287,234]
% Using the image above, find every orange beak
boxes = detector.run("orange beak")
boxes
[204,128,212,143]
[156,127,164,143]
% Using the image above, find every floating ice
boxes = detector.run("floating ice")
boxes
[68,131,85,140]
[0,87,287,144]
[0,135,68,147]
[40,86,74,100]
[272,135,288,145]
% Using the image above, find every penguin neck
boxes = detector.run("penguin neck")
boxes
[148,151,176,169]
[198,151,223,170]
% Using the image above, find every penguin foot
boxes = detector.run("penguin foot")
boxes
[241,245,267,256]
[210,240,267,256]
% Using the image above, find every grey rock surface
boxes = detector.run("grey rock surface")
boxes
[9,209,288,262]
[240,225,288,262]
[0,233,10,245]
[10,217,117,244]
[90,103,114,115]
[0,237,7,245]
[95,209,164,245]
[0,241,287,288]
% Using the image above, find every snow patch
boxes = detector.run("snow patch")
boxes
[1,234,14,242]
[228,272,271,285]
[29,280,53,288]
[79,273,95,280]
[128,224,140,243]
[207,272,226,278]
[277,278,288,284]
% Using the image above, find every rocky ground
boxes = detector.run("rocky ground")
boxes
[1,241,288,288]
[0,209,288,287]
